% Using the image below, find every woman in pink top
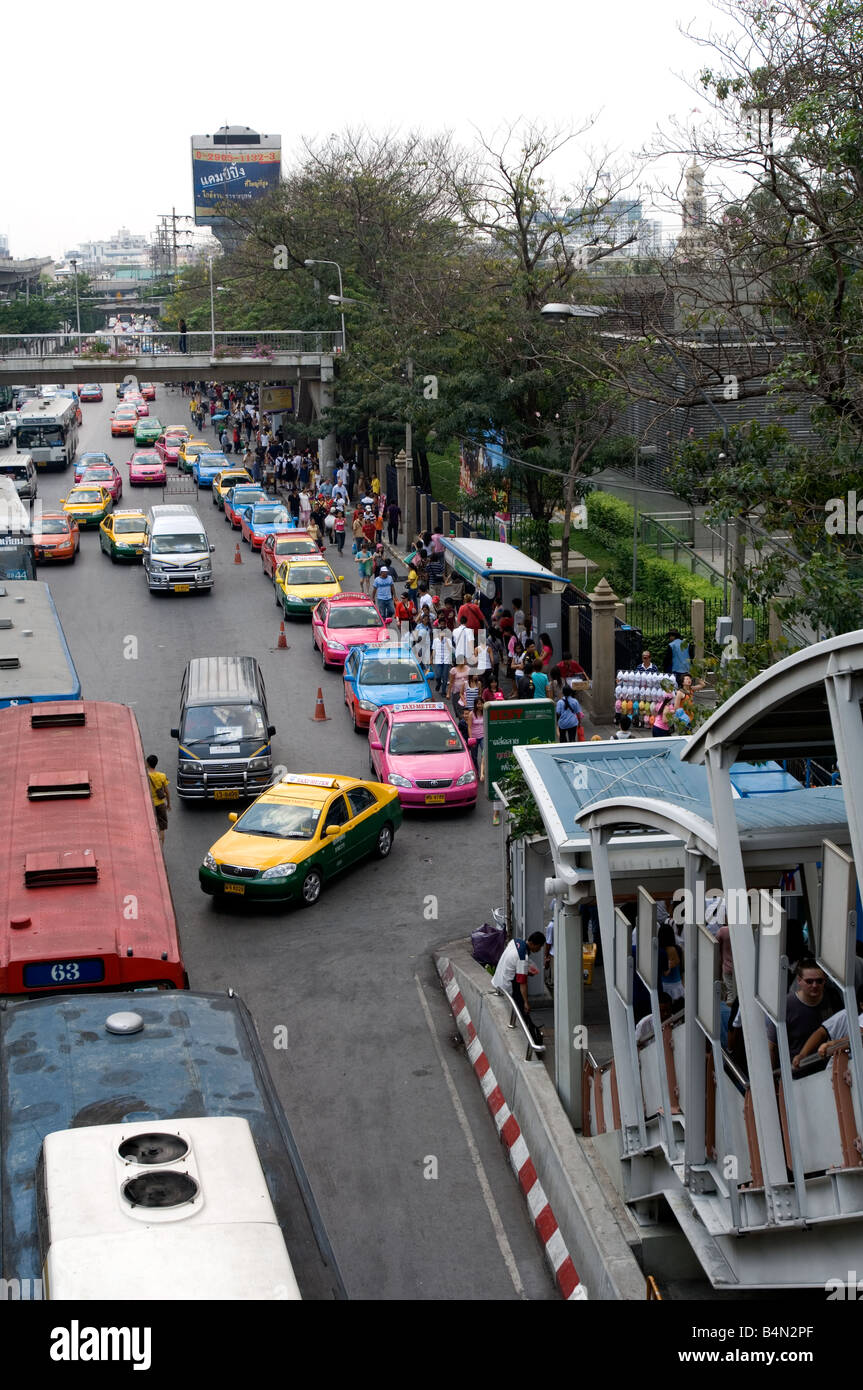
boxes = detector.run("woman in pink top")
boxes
[652,680,677,738]
[468,700,485,774]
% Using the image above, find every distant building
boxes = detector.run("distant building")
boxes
[0,234,9,259]
[535,199,673,267]
[62,228,152,272]
[675,162,709,262]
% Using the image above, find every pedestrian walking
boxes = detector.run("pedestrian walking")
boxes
[333,509,346,554]
[386,499,401,544]
[357,542,374,595]
[555,687,583,742]
[178,318,187,354]
[432,622,453,693]
[146,754,171,847]
[372,565,396,624]
[299,489,311,529]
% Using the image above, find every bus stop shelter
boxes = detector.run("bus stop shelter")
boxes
[441,537,571,664]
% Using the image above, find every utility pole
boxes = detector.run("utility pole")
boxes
[405,357,413,478]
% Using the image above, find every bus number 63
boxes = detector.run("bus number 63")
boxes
[50,962,81,983]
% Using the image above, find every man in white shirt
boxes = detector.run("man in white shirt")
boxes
[452,619,473,665]
[492,933,546,1023]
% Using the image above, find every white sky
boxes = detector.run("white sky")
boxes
[7,0,726,260]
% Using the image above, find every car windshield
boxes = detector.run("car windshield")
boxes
[144,420,161,430]
[361,659,422,685]
[151,531,208,554]
[234,801,321,841]
[37,518,68,535]
[82,467,111,480]
[18,426,63,447]
[1,464,30,481]
[287,566,335,586]
[114,516,144,534]
[132,452,158,463]
[277,537,317,554]
[328,606,381,630]
[253,507,288,524]
[221,474,249,488]
[182,703,267,742]
[70,490,103,505]
[84,384,100,391]
[389,720,464,755]
[80,454,109,465]
[232,489,265,503]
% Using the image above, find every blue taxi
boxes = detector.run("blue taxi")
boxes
[192,451,231,488]
[343,643,433,733]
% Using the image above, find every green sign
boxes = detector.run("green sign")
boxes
[484,698,557,799]
[452,556,478,587]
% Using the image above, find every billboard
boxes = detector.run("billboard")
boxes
[191,130,281,226]
[260,387,294,413]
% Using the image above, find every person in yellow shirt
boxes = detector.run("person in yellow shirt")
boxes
[371,475,380,496]
[146,754,171,846]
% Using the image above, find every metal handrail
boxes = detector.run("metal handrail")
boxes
[494,987,546,1060]
[0,330,343,359]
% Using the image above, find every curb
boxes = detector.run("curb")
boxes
[437,958,587,1301]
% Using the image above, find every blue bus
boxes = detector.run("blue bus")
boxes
[0,580,80,707]
[0,990,346,1300]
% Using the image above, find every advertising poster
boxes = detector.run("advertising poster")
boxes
[192,147,281,224]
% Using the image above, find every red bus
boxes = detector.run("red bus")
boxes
[0,700,187,994]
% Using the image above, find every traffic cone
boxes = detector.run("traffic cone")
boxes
[234,543,242,564]
[311,687,329,721]
[277,622,287,649]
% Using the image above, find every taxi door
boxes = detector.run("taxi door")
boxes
[317,792,354,876]
[99,517,114,555]
[343,786,381,860]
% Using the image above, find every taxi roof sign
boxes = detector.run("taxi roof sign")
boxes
[332,592,372,602]
[388,702,448,714]
[280,773,337,788]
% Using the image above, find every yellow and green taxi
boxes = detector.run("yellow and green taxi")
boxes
[60,484,113,529]
[199,772,402,907]
[275,558,343,616]
[178,437,213,474]
[134,415,162,447]
[99,508,148,561]
[213,468,253,509]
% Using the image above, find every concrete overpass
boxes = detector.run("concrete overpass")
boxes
[0,330,344,462]
[0,257,54,291]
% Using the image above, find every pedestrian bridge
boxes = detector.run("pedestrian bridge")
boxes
[0,331,343,386]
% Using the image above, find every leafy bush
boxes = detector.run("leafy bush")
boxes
[585,490,720,603]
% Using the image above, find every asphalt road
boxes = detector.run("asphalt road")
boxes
[36,386,556,1302]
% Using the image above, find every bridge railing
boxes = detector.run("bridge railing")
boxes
[0,330,345,360]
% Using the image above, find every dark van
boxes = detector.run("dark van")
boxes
[171,656,276,800]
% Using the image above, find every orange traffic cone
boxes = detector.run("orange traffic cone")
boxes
[311,687,329,721]
[277,622,287,649]
[234,544,242,564]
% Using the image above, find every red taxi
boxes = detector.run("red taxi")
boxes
[261,529,321,579]
[312,592,391,669]
[155,428,189,466]
[367,702,478,809]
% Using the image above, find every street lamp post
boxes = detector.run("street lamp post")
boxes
[69,258,82,340]
[304,259,346,353]
[632,444,658,595]
[208,257,215,354]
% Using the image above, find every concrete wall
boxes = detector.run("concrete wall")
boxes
[436,941,646,1300]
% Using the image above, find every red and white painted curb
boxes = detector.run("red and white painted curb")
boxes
[438,958,587,1301]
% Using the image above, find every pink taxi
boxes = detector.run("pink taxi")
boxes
[367,701,478,809]
[128,448,167,486]
[312,592,391,669]
[79,462,123,503]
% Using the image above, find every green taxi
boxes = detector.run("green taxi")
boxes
[99,509,148,561]
[134,416,162,447]
[60,485,113,529]
[199,772,402,908]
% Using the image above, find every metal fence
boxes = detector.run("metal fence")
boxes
[0,330,344,360]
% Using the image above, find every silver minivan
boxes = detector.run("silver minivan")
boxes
[0,453,38,501]
[144,503,215,594]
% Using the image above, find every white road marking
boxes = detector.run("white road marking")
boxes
[413,972,527,1299]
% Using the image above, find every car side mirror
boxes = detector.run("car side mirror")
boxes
[323,824,340,837]
[267,725,276,736]
[170,727,179,738]
[209,544,215,552]
[338,576,344,582]
[369,737,383,750]
[228,812,239,824]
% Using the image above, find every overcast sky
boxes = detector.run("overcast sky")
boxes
[8,0,727,260]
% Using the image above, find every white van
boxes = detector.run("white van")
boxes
[144,503,215,594]
[0,453,38,501]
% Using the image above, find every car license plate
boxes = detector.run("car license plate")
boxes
[424,793,446,804]
[173,583,191,592]
[224,883,245,894]
[214,788,239,800]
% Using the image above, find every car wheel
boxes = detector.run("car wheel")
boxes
[110,550,117,564]
[321,646,328,670]
[353,709,363,734]
[275,587,281,608]
[374,822,394,858]
[300,868,323,907]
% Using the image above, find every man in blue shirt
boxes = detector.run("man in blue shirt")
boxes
[665,629,693,687]
[372,565,395,621]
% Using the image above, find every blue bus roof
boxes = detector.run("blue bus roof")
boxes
[0,581,80,706]
[0,990,345,1299]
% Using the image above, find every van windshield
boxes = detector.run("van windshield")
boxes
[151,531,208,554]
[182,703,267,743]
[0,464,30,481]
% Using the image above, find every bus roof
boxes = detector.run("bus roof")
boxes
[16,396,77,426]
[0,989,346,1299]
[0,581,80,705]
[0,699,184,994]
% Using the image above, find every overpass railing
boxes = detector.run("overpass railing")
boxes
[0,331,344,360]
